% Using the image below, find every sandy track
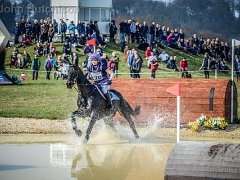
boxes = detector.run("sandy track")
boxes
[1,117,240,143]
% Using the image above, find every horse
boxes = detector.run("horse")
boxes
[66,65,140,143]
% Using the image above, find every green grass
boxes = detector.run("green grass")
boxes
[0,42,238,119]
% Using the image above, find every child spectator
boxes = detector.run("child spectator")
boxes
[63,42,71,55]
[152,48,159,58]
[145,46,151,59]
[43,42,49,56]
[10,52,17,68]
[147,52,157,69]
[19,34,30,48]
[150,58,159,78]
[49,42,57,56]
[83,43,93,55]
[34,42,43,56]
[72,52,79,66]
[109,52,119,78]
[22,50,31,68]
[167,56,178,71]
[13,46,19,55]
[17,53,24,68]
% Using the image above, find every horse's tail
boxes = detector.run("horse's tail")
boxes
[122,99,141,117]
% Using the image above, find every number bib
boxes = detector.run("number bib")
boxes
[91,72,103,81]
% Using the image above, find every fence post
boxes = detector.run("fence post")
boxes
[215,69,217,79]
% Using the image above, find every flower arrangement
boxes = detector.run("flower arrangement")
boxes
[188,114,228,131]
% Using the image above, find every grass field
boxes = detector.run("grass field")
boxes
[0,42,238,120]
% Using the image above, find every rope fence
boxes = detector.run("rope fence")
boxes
[5,67,234,79]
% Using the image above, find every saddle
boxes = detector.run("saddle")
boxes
[94,85,120,101]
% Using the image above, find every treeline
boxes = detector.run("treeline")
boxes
[0,0,50,32]
[112,0,240,41]
[0,0,239,41]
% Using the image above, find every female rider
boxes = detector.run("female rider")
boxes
[87,53,115,110]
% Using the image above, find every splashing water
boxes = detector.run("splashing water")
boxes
[69,112,176,145]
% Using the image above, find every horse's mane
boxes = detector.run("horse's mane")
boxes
[75,66,92,86]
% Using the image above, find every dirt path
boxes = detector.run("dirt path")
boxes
[1,117,240,143]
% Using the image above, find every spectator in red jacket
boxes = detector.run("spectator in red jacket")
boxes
[145,46,152,59]
[179,57,188,78]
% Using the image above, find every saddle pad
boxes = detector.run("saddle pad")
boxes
[110,91,120,101]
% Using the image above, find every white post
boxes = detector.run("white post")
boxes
[177,96,181,143]
[215,69,217,79]
[231,39,235,123]
[94,46,96,53]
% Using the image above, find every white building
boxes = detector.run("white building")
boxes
[50,0,112,35]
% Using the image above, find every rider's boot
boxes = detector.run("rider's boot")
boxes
[105,91,115,111]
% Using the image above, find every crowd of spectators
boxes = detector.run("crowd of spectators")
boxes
[9,17,240,80]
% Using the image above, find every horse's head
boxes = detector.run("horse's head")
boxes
[66,65,79,89]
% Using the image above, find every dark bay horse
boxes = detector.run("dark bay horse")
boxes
[66,65,140,143]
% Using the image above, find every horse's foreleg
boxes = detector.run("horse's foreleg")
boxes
[122,112,139,138]
[84,115,97,143]
[71,111,82,137]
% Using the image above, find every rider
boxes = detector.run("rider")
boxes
[87,53,115,110]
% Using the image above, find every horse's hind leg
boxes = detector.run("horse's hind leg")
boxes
[103,116,117,133]
[71,111,82,137]
[121,112,139,138]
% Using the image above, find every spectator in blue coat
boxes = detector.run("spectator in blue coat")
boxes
[68,21,76,35]
[44,53,57,80]
[53,19,58,33]
[59,20,67,43]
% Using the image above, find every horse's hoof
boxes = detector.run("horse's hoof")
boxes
[83,138,88,144]
[76,129,82,137]
[135,134,140,139]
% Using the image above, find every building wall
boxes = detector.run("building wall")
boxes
[51,0,112,34]
[80,0,112,8]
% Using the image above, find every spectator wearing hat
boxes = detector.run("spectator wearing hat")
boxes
[31,54,41,80]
